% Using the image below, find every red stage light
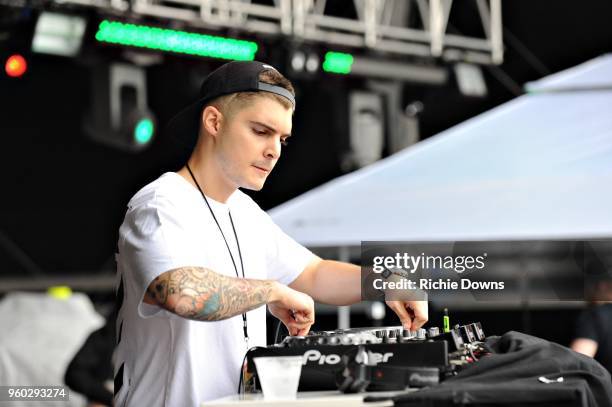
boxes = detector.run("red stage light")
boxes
[5,54,27,77]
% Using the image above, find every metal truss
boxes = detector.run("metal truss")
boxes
[51,0,503,64]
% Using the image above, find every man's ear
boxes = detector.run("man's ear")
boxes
[201,105,223,138]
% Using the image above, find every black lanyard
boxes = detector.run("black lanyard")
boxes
[186,164,249,345]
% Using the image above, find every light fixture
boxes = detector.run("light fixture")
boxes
[454,63,487,97]
[5,54,27,78]
[305,53,320,73]
[31,12,87,57]
[95,20,258,61]
[322,51,354,74]
[84,63,157,152]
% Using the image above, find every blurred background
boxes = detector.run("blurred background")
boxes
[1,0,611,405]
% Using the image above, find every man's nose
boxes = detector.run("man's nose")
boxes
[264,137,281,159]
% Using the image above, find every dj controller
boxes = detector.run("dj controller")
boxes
[244,321,488,393]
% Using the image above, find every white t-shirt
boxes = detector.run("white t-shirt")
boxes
[113,172,316,407]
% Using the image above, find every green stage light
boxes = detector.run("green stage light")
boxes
[134,118,154,145]
[322,52,354,74]
[95,20,258,61]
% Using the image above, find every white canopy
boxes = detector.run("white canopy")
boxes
[0,292,104,406]
[270,55,612,247]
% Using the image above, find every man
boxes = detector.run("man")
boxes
[64,313,114,407]
[570,277,612,374]
[114,61,428,406]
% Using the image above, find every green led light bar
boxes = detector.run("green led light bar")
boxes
[95,20,258,61]
[322,51,354,74]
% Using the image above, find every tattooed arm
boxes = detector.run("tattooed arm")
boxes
[143,266,315,335]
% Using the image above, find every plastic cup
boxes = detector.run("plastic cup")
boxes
[253,356,303,400]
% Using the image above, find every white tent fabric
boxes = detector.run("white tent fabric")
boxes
[270,55,612,247]
[0,292,104,407]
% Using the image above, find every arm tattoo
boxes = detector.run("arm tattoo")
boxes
[146,267,274,321]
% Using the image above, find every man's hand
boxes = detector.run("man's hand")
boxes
[385,300,428,331]
[268,282,315,336]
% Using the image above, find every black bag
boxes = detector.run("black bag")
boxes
[387,331,612,407]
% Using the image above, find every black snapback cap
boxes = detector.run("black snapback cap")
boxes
[165,60,295,152]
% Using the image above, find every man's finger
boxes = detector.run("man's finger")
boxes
[386,300,413,331]
[287,320,312,331]
[296,326,311,336]
[292,311,313,324]
[283,317,313,337]
[285,321,303,336]
[298,309,315,324]
[286,323,312,336]
[408,301,428,330]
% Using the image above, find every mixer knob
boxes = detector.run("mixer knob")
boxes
[428,327,440,338]
[288,336,306,347]
[341,336,353,345]
[375,330,384,338]
[317,337,327,345]
[400,330,414,342]
[328,337,340,345]
[417,328,427,340]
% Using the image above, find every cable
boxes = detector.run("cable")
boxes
[467,344,479,362]
[483,65,523,96]
[502,27,551,77]
[237,346,266,394]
